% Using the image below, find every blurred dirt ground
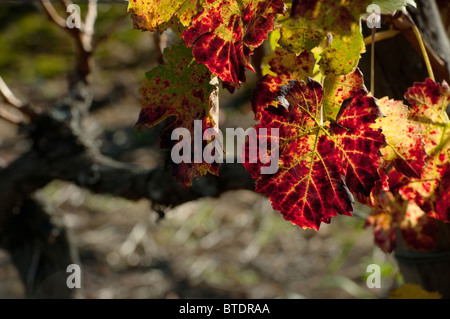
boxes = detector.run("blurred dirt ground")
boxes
[0,2,401,299]
[0,184,400,299]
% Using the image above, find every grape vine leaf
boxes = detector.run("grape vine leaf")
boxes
[127,0,197,32]
[366,194,439,252]
[253,47,315,120]
[278,18,326,55]
[285,0,413,77]
[318,23,365,76]
[243,78,386,230]
[182,0,285,88]
[127,0,202,32]
[398,79,450,222]
[400,200,439,251]
[366,79,449,252]
[365,209,398,253]
[323,68,365,120]
[290,0,363,34]
[372,97,426,178]
[281,1,365,77]
[290,0,416,34]
[136,42,219,188]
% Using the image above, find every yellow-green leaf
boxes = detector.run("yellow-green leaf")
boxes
[318,23,365,76]
[127,0,201,32]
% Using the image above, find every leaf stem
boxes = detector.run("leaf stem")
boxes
[430,123,450,157]
[409,17,435,82]
[363,29,400,45]
[370,27,376,96]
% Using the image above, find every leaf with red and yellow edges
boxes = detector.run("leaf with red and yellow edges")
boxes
[182,0,284,88]
[365,180,439,252]
[405,79,450,154]
[243,78,386,230]
[372,97,426,178]
[397,79,450,222]
[252,47,315,120]
[136,42,218,188]
[127,0,201,32]
[366,79,449,252]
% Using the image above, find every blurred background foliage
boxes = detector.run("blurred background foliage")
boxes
[0,1,399,299]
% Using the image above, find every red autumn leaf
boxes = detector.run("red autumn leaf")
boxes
[136,42,219,188]
[372,97,426,178]
[365,79,449,252]
[400,201,439,251]
[397,79,450,222]
[365,210,398,253]
[182,0,284,88]
[243,78,386,230]
[365,188,439,252]
[362,174,400,253]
